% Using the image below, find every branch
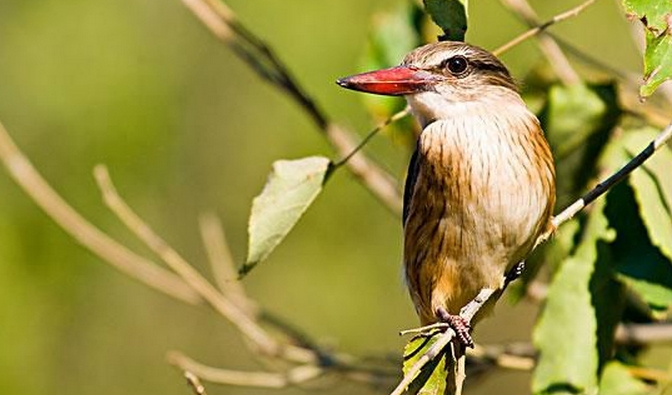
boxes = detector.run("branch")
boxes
[498,0,583,85]
[616,323,672,345]
[94,165,405,388]
[468,342,536,372]
[92,165,315,363]
[543,119,672,238]
[184,371,209,395]
[493,0,597,56]
[468,322,672,374]
[0,115,403,392]
[198,212,256,314]
[498,1,672,130]
[168,351,325,389]
[0,120,201,305]
[180,0,404,215]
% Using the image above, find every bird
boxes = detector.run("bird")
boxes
[337,41,556,345]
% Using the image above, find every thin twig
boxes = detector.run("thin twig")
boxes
[326,124,403,214]
[198,212,256,314]
[185,371,209,395]
[543,119,672,238]
[616,323,672,345]
[179,0,403,215]
[168,351,325,388]
[93,165,315,364]
[469,342,536,371]
[198,212,237,292]
[468,322,672,373]
[0,120,201,305]
[499,0,583,85]
[545,35,671,128]
[493,0,597,56]
[494,0,670,130]
[0,115,397,392]
[627,366,672,384]
[333,107,410,168]
[399,322,450,336]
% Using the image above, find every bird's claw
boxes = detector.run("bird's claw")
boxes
[436,307,474,348]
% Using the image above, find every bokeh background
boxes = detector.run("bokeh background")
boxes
[0,1,653,394]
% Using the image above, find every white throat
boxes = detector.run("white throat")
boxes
[405,87,529,129]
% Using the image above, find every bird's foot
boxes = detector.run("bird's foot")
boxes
[436,307,474,348]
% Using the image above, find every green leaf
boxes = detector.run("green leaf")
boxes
[622,0,672,97]
[403,333,449,395]
[604,180,672,315]
[540,83,620,208]
[618,275,672,312]
[599,361,655,395]
[590,240,627,369]
[601,130,672,314]
[423,0,468,41]
[241,156,331,276]
[532,201,614,395]
[621,128,672,262]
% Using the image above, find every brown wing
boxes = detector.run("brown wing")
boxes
[403,145,420,227]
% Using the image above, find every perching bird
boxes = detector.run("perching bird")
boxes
[337,41,556,344]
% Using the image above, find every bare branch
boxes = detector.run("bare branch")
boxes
[198,212,257,314]
[93,165,314,363]
[168,351,325,388]
[333,108,410,168]
[185,371,209,395]
[493,0,597,56]
[469,342,536,371]
[0,120,201,305]
[179,0,404,215]
[499,0,582,85]
[326,124,403,214]
[616,323,672,345]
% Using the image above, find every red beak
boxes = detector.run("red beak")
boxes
[336,66,441,96]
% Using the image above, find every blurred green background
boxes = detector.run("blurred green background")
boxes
[0,1,652,394]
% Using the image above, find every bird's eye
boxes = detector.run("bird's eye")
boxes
[445,56,469,75]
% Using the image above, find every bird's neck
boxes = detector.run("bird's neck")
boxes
[405,87,529,129]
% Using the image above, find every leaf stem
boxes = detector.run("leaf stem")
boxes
[332,108,410,169]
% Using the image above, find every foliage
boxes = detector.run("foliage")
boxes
[623,0,672,97]
[423,0,468,41]
[403,334,449,395]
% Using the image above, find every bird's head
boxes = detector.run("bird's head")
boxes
[337,41,521,126]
